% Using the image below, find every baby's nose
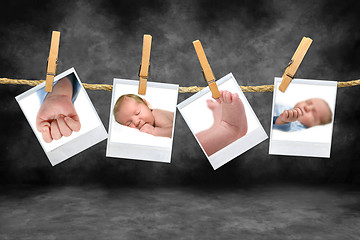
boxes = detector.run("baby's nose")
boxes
[134,118,141,127]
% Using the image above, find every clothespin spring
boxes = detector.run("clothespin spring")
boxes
[282,59,293,73]
[138,64,151,80]
[46,58,58,76]
[286,73,294,79]
[201,70,216,84]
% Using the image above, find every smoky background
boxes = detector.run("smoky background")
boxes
[0,0,359,186]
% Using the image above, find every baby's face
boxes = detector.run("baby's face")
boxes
[115,98,155,130]
[294,98,331,127]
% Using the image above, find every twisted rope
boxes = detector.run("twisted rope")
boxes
[1,78,360,93]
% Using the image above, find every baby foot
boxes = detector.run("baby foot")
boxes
[219,90,248,138]
[195,90,248,156]
[206,99,222,125]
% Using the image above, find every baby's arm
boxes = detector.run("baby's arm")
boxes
[140,109,174,138]
[274,108,302,125]
[36,77,81,143]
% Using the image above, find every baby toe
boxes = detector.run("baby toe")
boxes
[224,91,232,103]
[206,99,216,109]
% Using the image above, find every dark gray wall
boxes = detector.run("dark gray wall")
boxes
[1,0,359,186]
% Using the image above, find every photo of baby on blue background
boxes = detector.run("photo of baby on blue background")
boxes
[273,97,333,132]
[269,77,337,158]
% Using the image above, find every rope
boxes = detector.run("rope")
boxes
[1,78,360,93]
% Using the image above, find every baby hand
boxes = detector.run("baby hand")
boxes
[139,123,155,135]
[276,107,303,125]
[36,94,81,143]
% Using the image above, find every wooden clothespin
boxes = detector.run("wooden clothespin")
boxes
[279,37,313,92]
[193,40,220,99]
[138,34,152,95]
[45,31,61,92]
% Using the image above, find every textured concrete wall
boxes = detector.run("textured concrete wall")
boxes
[0,0,359,186]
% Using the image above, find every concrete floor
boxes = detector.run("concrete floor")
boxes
[0,184,360,239]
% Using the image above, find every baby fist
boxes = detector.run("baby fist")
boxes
[139,123,154,135]
[36,95,81,143]
[279,107,303,123]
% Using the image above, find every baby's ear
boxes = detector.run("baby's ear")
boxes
[143,98,153,109]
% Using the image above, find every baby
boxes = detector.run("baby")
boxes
[113,94,174,138]
[273,98,332,131]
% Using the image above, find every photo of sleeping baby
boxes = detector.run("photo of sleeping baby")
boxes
[269,77,337,158]
[113,94,173,138]
[15,68,107,166]
[273,98,332,132]
[106,79,178,163]
[178,73,268,170]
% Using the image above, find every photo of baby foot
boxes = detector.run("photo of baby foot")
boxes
[196,90,248,156]
[178,73,268,169]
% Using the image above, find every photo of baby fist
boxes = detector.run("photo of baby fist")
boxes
[36,77,81,143]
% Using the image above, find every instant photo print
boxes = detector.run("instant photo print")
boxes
[269,78,337,158]
[106,79,178,163]
[15,68,108,166]
[177,73,268,170]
